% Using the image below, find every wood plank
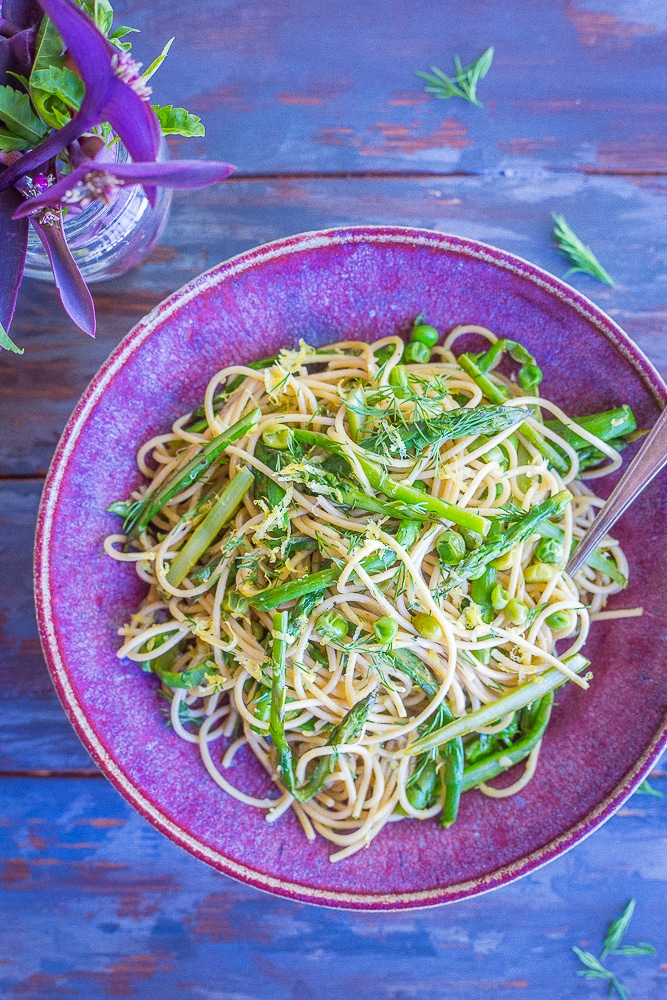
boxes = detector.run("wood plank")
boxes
[1,173,666,476]
[0,774,665,997]
[0,482,95,770]
[105,0,667,175]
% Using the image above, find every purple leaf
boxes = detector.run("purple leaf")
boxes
[0,24,36,82]
[1,1,42,31]
[12,156,236,217]
[0,184,27,333]
[0,0,161,192]
[31,206,95,336]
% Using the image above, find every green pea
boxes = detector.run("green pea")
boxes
[460,527,484,551]
[412,613,443,641]
[404,341,431,365]
[491,548,516,571]
[504,598,528,626]
[410,322,440,348]
[389,364,410,398]
[316,610,348,641]
[222,590,249,616]
[518,363,543,392]
[374,616,399,645]
[535,537,564,564]
[412,479,429,493]
[436,530,466,565]
[491,583,509,611]
[525,562,558,583]
[546,610,571,631]
[261,423,291,450]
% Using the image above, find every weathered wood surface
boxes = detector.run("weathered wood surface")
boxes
[1,774,666,999]
[112,0,666,175]
[1,173,666,475]
[1,0,667,993]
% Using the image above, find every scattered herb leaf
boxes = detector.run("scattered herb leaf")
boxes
[552,213,615,286]
[415,46,494,107]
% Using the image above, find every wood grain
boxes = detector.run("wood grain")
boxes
[1,0,666,988]
[1,173,666,476]
[103,0,667,175]
[0,775,665,998]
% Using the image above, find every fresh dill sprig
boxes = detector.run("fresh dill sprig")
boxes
[552,213,615,286]
[415,47,494,108]
[635,779,664,798]
[572,900,656,999]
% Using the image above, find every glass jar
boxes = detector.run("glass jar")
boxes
[23,141,172,284]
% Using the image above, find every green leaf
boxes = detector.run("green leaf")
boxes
[611,977,628,1000]
[636,779,664,797]
[78,0,114,36]
[601,899,636,959]
[0,322,24,355]
[6,71,30,90]
[110,25,140,40]
[142,36,175,82]
[572,947,612,977]
[31,67,84,112]
[31,16,65,76]
[153,104,205,137]
[415,46,494,107]
[110,25,139,52]
[0,85,48,143]
[613,944,656,956]
[552,213,615,286]
[29,15,72,129]
[0,128,30,151]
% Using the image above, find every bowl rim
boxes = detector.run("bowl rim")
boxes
[34,225,667,910]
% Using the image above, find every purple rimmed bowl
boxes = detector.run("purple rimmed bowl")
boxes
[35,226,667,910]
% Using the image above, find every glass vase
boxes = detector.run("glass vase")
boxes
[23,142,172,284]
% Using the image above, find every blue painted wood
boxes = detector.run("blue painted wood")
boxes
[109,0,667,175]
[0,0,666,991]
[1,173,666,476]
[0,774,665,997]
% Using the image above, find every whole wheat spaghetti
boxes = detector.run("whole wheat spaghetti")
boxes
[106,322,638,862]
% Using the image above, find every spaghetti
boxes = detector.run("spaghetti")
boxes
[106,322,638,862]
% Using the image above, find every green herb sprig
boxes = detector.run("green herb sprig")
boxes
[415,47,494,107]
[635,779,664,798]
[552,213,615,286]
[572,899,656,999]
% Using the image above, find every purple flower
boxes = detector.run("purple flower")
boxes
[12,155,235,218]
[0,0,162,194]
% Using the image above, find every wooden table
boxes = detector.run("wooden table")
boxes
[1,1,665,996]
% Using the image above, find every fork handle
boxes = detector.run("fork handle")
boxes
[566,403,667,578]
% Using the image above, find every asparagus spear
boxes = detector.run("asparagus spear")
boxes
[249,520,422,612]
[166,466,254,587]
[290,428,490,536]
[440,489,572,596]
[461,692,553,791]
[293,690,377,802]
[111,408,261,538]
[457,354,569,473]
[401,653,589,756]
[269,611,296,794]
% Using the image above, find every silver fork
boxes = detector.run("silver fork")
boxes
[566,402,667,577]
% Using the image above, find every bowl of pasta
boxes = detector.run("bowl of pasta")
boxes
[35,226,667,909]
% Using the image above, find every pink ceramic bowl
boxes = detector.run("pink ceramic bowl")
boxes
[35,227,667,909]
